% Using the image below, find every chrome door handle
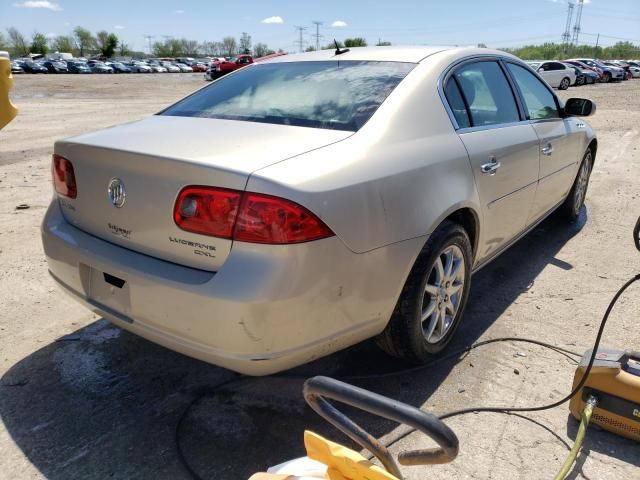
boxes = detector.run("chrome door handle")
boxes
[481,158,501,175]
[541,143,554,156]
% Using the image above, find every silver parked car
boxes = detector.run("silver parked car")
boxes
[42,47,597,375]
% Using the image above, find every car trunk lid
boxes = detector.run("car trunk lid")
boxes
[54,115,351,271]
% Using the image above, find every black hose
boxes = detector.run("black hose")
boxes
[175,275,639,479]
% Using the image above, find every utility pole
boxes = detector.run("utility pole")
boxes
[594,33,600,58]
[294,25,307,53]
[561,1,575,52]
[144,35,154,54]
[312,21,323,51]
[571,0,584,46]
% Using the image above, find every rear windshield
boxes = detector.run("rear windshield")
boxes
[161,61,415,131]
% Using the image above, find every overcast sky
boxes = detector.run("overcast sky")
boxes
[2,0,639,53]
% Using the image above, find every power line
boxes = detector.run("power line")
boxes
[312,21,323,51]
[143,35,154,54]
[293,25,307,53]
[561,2,575,48]
[570,0,585,45]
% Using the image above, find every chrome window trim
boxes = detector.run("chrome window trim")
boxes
[437,54,530,133]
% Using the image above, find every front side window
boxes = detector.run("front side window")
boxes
[161,61,415,131]
[506,63,559,120]
[452,61,520,127]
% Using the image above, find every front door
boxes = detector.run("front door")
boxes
[505,62,582,221]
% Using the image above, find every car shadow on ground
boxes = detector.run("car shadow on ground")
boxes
[3,208,633,479]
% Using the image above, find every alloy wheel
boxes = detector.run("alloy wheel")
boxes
[421,245,466,344]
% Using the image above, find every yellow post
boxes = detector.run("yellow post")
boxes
[0,58,18,130]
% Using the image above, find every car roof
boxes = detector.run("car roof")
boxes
[257,46,518,64]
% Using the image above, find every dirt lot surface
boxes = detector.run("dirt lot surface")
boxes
[1,74,639,480]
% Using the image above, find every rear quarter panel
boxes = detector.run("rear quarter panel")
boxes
[248,59,481,254]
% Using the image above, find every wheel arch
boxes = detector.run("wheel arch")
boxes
[587,138,597,166]
[444,208,479,261]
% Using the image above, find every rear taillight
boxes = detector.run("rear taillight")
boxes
[173,187,334,244]
[234,193,333,244]
[52,154,77,199]
[174,187,242,239]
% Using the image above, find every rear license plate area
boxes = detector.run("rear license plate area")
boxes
[88,267,132,316]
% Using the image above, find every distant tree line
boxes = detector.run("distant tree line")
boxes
[5,26,635,62]
[501,41,640,60]
[0,26,281,60]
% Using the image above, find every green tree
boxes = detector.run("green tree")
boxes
[6,27,30,56]
[119,42,130,57]
[96,31,118,58]
[344,38,367,48]
[254,42,270,57]
[30,32,49,55]
[0,32,9,51]
[305,45,316,52]
[73,27,95,57]
[222,36,237,57]
[51,35,74,53]
[239,32,252,54]
[376,40,392,46]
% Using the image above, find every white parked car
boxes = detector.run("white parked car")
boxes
[161,62,181,73]
[130,62,152,73]
[175,63,193,73]
[526,61,576,90]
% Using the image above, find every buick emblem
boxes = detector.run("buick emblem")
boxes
[107,178,126,208]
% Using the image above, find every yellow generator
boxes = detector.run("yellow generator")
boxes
[570,348,640,441]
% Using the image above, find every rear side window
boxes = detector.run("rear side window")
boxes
[452,61,520,127]
[506,63,559,120]
[443,78,471,128]
[161,61,415,131]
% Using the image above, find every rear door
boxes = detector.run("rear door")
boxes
[505,62,582,222]
[443,59,539,261]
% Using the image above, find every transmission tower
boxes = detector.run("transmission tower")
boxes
[294,25,307,53]
[561,2,575,46]
[312,21,323,51]
[143,35,154,54]
[571,0,585,45]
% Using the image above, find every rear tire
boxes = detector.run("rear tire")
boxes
[559,77,570,90]
[561,148,593,221]
[377,221,472,363]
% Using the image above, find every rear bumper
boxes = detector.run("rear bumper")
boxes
[42,200,423,375]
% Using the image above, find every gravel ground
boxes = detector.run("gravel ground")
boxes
[1,74,639,480]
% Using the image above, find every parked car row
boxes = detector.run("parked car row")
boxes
[10,57,208,74]
[526,58,639,90]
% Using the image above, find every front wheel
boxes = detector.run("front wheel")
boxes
[603,72,611,83]
[559,77,570,90]
[561,148,593,221]
[377,221,472,363]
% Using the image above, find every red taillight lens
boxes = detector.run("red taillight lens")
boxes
[173,187,334,244]
[234,193,334,244]
[52,154,77,199]
[173,186,242,239]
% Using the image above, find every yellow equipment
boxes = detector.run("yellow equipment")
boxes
[570,348,640,441]
[0,57,18,129]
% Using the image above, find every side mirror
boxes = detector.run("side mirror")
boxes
[564,98,596,117]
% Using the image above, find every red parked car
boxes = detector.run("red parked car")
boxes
[190,62,208,72]
[205,54,253,80]
[564,60,604,82]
